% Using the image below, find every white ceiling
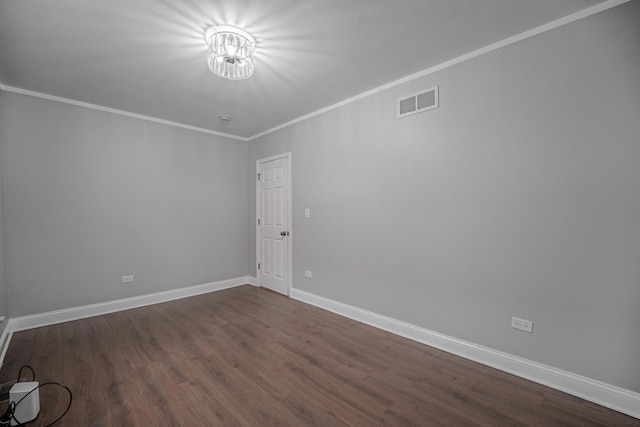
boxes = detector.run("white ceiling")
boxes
[0,0,607,139]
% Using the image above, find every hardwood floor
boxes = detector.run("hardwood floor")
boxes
[0,285,637,426]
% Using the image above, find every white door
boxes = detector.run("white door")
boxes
[257,154,291,295]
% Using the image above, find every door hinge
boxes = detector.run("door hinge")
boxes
[258,263,261,270]
[257,173,261,181]
[258,218,260,225]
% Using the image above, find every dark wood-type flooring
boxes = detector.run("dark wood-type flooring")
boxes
[0,285,637,426]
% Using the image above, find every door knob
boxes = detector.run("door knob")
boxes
[280,231,289,236]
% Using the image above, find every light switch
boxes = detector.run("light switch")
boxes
[304,208,311,219]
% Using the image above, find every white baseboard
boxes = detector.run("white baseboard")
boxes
[2,280,636,418]
[1,276,260,368]
[0,322,14,370]
[9,276,256,334]
[290,288,640,419]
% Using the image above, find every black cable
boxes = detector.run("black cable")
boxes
[0,366,72,427]
[0,403,13,426]
[10,382,72,427]
[16,365,35,383]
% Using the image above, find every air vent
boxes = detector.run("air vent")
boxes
[397,86,439,118]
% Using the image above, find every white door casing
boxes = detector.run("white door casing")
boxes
[256,153,291,295]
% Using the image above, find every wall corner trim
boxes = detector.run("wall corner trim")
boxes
[290,288,640,419]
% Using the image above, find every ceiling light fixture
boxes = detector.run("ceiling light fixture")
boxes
[205,25,256,80]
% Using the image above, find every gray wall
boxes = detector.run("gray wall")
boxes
[0,89,7,336]
[249,1,640,393]
[1,92,250,317]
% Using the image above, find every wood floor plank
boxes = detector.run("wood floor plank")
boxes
[0,285,637,426]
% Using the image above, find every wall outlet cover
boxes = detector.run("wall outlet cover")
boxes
[511,317,533,333]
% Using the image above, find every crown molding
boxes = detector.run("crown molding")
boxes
[0,84,248,142]
[1,0,630,143]
[247,0,631,141]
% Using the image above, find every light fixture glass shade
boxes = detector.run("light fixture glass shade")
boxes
[206,26,256,80]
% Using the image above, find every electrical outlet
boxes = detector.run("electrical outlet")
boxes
[0,316,4,324]
[511,317,533,333]
[304,271,312,278]
[122,275,134,283]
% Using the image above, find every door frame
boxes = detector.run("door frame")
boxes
[256,152,292,296]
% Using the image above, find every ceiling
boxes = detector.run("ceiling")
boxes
[0,0,608,139]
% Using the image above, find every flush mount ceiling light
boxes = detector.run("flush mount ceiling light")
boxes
[205,25,256,80]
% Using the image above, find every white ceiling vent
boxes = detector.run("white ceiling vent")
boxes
[397,86,439,118]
